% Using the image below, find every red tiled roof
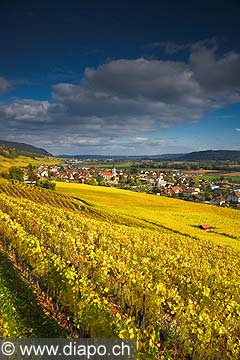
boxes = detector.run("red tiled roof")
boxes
[233,191,240,198]
[102,171,112,176]
[172,186,183,193]
[199,224,210,230]
[164,188,174,195]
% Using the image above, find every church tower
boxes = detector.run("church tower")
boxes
[112,162,117,176]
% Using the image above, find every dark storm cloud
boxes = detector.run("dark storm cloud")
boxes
[84,59,201,104]
[190,47,240,96]
[1,46,240,153]
[52,58,205,124]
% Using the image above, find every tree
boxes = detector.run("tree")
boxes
[135,177,141,186]
[205,192,213,201]
[191,176,199,187]
[37,179,56,190]
[97,174,104,183]
[27,163,37,181]
[0,171,8,179]
[126,175,131,184]
[97,175,106,186]
[130,166,139,175]
[118,174,125,183]
[9,167,24,182]
[86,178,98,186]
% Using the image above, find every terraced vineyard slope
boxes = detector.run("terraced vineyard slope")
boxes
[0,181,239,359]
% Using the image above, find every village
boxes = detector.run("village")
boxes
[23,159,240,209]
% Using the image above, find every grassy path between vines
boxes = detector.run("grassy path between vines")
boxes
[0,245,67,337]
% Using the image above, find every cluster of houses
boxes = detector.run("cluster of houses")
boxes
[25,162,240,208]
[153,174,240,207]
[27,164,118,183]
[160,184,240,205]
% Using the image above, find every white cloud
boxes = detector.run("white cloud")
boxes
[145,37,218,54]
[3,99,53,123]
[151,139,166,146]
[236,128,240,132]
[133,137,148,143]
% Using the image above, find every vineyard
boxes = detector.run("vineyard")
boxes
[0,181,240,359]
[56,182,240,249]
[0,155,59,172]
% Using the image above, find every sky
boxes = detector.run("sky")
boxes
[0,0,240,155]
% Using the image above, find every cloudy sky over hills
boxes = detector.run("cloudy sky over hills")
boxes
[0,0,240,155]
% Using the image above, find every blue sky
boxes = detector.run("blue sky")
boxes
[0,0,240,155]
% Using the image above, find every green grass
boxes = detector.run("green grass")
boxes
[0,247,67,337]
[199,174,240,181]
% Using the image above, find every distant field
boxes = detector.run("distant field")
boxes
[199,173,240,181]
[184,169,220,174]
[183,170,240,179]
[56,181,240,249]
[221,172,240,177]
[0,155,61,172]
[79,161,133,169]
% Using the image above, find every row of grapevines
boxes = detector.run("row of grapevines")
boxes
[0,181,82,212]
[0,181,163,230]
[0,209,144,346]
[0,192,240,358]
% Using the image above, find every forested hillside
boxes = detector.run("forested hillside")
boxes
[0,140,52,159]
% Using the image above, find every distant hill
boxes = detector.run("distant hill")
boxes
[58,153,187,160]
[145,153,187,160]
[0,140,52,159]
[58,150,240,162]
[180,150,240,161]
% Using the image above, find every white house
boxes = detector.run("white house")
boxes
[40,170,48,178]
[155,177,167,188]
[182,187,200,198]
[210,196,226,206]
[227,191,240,204]
[102,171,113,180]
